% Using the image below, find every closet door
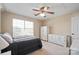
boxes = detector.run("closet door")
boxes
[71,16,79,40]
[41,26,48,41]
[71,16,79,51]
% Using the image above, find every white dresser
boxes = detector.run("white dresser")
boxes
[48,34,71,47]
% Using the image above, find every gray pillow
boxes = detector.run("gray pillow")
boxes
[2,33,13,43]
[0,36,9,50]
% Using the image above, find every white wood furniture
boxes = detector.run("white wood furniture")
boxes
[48,34,71,47]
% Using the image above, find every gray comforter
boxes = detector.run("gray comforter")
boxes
[2,35,42,55]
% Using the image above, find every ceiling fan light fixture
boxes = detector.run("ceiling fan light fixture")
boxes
[32,6,54,17]
[44,6,49,11]
[40,13,46,17]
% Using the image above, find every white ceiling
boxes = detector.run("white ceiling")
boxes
[2,3,79,20]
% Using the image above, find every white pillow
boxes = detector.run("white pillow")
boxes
[0,36,9,50]
[2,33,13,43]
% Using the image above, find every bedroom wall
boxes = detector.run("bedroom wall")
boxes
[44,11,79,35]
[1,10,79,37]
[1,11,42,37]
[0,6,1,32]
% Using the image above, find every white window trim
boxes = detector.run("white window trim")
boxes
[13,18,34,37]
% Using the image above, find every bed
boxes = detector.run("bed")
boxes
[1,35,42,55]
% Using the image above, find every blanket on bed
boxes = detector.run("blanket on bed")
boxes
[1,36,42,55]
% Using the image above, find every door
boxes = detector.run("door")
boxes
[41,26,48,41]
[71,16,79,40]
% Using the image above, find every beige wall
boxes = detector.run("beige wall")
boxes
[44,11,79,35]
[0,4,1,32]
[1,11,42,37]
[0,9,1,32]
[1,10,79,37]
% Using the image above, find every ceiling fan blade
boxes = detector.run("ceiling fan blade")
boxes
[44,6,50,10]
[32,9,40,11]
[34,13,40,16]
[46,11,54,14]
[40,6,45,10]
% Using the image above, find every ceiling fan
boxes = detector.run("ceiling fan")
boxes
[32,6,54,17]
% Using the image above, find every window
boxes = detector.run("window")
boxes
[25,21,34,35]
[13,18,34,37]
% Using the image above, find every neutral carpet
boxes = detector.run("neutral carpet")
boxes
[29,41,69,55]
